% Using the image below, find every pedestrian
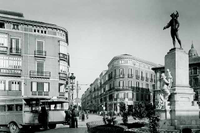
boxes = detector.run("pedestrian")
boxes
[65,109,71,125]
[86,110,88,119]
[81,111,85,121]
[73,107,79,128]
[40,105,49,130]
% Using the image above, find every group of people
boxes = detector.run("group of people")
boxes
[65,105,79,128]
[65,105,88,128]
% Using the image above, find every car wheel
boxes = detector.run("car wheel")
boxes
[9,122,20,133]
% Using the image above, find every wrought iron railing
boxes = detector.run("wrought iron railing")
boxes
[34,50,46,57]
[30,70,51,79]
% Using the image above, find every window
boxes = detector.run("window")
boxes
[128,92,132,99]
[32,82,37,91]
[12,24,19,30]
[59,83,65,92]
[10,38,21,53]
[193,67,198,75]
[119,69,124,77]
[0,57,22,69]
[60,41,68,54]
[7,104,15,111]
[31,82,49,92]
[146,83,149,89]
[128,68,133,77]
[119,80,124,87]
[37,61,44,72]
[44,83,49,92]
[0,22,5,28]
[16,104,22,111]
[36,40,44,53]
[60,61,68,73]
[0,105,6,112]
[119,93,124,98]
[128,81,133,87]
[0,33,8,47]
[136,81,140,88]
[114,69,116,77]
[9,81,21,91]
[0,80,5,90]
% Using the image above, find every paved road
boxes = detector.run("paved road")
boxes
[0,114,104,133]
[35,114,104,133]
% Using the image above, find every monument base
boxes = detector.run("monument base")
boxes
[170,87,200,129]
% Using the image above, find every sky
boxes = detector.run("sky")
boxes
[1,0,200,98]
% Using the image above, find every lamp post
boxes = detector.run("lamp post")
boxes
[69,73,76,105]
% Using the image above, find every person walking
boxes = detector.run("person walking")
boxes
[73,107,79,128]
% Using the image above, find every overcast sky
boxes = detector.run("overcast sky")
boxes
[1,0,200,98]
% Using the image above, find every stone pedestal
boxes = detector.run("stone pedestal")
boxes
[165,48,200,129]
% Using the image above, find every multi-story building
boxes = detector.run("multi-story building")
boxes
[0,10,70,101]
[81,54,159,113]
[153,44,200,102]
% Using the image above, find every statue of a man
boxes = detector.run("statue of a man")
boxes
[163,11,182,49]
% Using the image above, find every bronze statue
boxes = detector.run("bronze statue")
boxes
[163,11,182,48]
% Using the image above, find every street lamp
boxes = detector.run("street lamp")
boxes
[69,73,76,105]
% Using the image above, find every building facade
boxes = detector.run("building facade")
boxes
[81,54,159,113]
[0,10,70,101]
[153,44,200,103]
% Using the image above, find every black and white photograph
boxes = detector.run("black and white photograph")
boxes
[0,0,200,133]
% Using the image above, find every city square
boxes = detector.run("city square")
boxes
[0,0,200,133]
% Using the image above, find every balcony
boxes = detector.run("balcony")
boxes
[0,46,8,54]
[150,78,153,82]
[59,53,69,62]
[30,70,51,79]
[32,91,49,96]
[115,74,125,78]
[128,74,134,78]
[136,75,140,80]
[34,50,46,58]
[10,48,21,55]
[0,68,21,77]
[59,72,68,80]
[59,92,65,97]
[141,76,144,81]
[146,77,149,82]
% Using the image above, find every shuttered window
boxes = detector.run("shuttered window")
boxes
[8,81,21,91]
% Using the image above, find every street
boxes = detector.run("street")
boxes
[0,114,104,133]
[35,114,103,133]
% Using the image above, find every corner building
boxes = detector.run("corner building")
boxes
[82,54,159,113]
[0,10,69,99]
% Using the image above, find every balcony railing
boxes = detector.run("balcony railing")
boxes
[59,92,65,96]
[34,50,46,58]
[115,74,125,78]
[0,46,8,54]
[10,48,21,55]
[136,75,140,80]
[30,70,51,79]
[128,74,134,78]
[150,78,153,82]
[59,72,68,80]
[141,76,144,81]
[0,68,22,77]
[146,77,149,82]
[59,53,69,62]
[32,91,49,96]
